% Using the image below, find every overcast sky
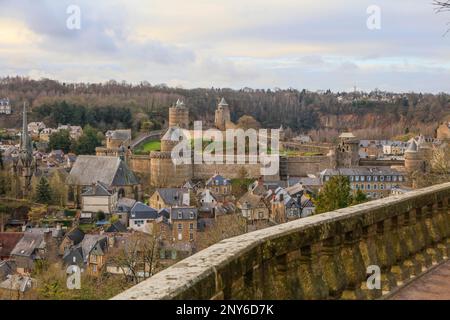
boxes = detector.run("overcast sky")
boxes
[0,0,449,92]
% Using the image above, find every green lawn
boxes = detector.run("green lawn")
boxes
[135,140,161,154]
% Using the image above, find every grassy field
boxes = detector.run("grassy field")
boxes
[135,140,161,154]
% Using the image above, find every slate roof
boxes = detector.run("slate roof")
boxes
[155,188,188,206]
[170,207,198,220]
[106,129,131,141]
[80,235,108,262]
[238,192,266,209]
[406,140,418,152]
[81,181,113,196]
[10,233,45,258]
[0,260,16,281]
[65,228,85,245]
[116,197,137,213]
[206,174,231,186]
[106,221,127,233]
[130,202,159,220]
[320,167,403,177]
[66,156,139,187]
[218,97,228,107]
[0,233,24,258]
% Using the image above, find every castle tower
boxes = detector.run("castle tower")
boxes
[150,127,192,187]
[404,139,426,173]
[13,103,36,198]
[214,98,231,131]
[335,132,359,168]
[169,99,189,129]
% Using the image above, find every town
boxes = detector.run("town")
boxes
[0,89,449,299]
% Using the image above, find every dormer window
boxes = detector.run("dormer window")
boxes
[190,212,194,219]
[178,212,182,219]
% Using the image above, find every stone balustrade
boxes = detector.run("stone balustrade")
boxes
[113,182,450,300]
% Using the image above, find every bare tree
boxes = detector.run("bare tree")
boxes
[434,1,450,35]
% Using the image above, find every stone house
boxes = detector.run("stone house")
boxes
[10,232,46,274]
[80,181,118,220]
[170,207,198,244]
[128,202,159,234]
[149,188,190,210]
[58,228,85,256]
[237,191,270,222]
[66,155,141,206]
[205,173,232,196]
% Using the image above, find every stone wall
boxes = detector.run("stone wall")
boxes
[193,162,263,180]
[281,155,332,177]
[113,182,450,300]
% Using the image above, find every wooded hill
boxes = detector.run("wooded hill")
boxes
[0,76,448,139]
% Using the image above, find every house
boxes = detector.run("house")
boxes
[10,232,46,274]
[320,167,406,199]
[38,128,57,142]
[0,232,24,260]
[66,155,141,205]
[0,274,35,300]
[114,197,137,227]
[80,181,118,220]
[129,202,159,234]
[65,153,77,169]
[237,192,270,222]
[170,207,198,243]
[62,234,108,276]
[205,173,232,196]
[149,188,190,210]
[27,122,46,136]
[197,189,218,206]
[48,149,65,164]
[58,228,84,256]
[57,124,83,140]
[0,98,11,115]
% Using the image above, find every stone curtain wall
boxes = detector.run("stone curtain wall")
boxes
[281,156,332,177]
[113,182,450,300]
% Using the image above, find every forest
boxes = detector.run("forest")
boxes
[0,77,448,140]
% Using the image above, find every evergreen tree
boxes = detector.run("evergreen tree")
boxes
[48,130,72,153]
[352,189,368,205]
[315,176,352,214]
[35,177,52,204]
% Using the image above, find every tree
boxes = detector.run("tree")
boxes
[73,125,102,155]
[352,189,368,205]
[237,115,261,130]
[96,210,106,222]
[35,177,52,204]
[315,176,352,214]
[108,232,160,284]
[48,130,72,153]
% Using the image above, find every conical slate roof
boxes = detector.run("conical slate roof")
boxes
[406,139,418,152]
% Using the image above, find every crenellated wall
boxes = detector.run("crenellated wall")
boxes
[113,182,450,300]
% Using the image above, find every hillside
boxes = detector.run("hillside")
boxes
[0,77,448,140]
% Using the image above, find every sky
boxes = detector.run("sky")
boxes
[0,0,449,92]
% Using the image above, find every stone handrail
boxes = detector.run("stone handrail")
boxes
[113,182,450,300]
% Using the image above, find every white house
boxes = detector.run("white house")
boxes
[128,202,159,234]
[80,181,118,220]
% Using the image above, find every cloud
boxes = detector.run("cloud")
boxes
[0,0,449,92]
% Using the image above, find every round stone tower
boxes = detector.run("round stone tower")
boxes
[214,98,231,131]
[169,99,189,129]
[405,139,426,173]
[150,127,192,187]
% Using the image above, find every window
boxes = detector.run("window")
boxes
[93,265,97,273]
[178,223,182,230]
[367,184,371,190]
[361,176,365,182]
[361,185,364,190]
[374,176,378,182]
[380,184,384,190]
[367,176,372,182]
[380,176,385,182]
[373,184,378,190]
[355,184,359,189]
[190,212,194,219]
[386,176,391,182]
[393,176,398,182]
[91,255,97,263]
[350,176,354,182]
[190,233,194,240]
[178,232,182,240]
[355,176,360,182]
[189,223,194,230]
[178,212,182,219]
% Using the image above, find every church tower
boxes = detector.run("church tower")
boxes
[214,98,231,131]
[13,103,36,198]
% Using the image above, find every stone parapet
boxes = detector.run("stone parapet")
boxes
[113,182,450,300]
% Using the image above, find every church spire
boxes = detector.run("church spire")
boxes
[20,102,32,155]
